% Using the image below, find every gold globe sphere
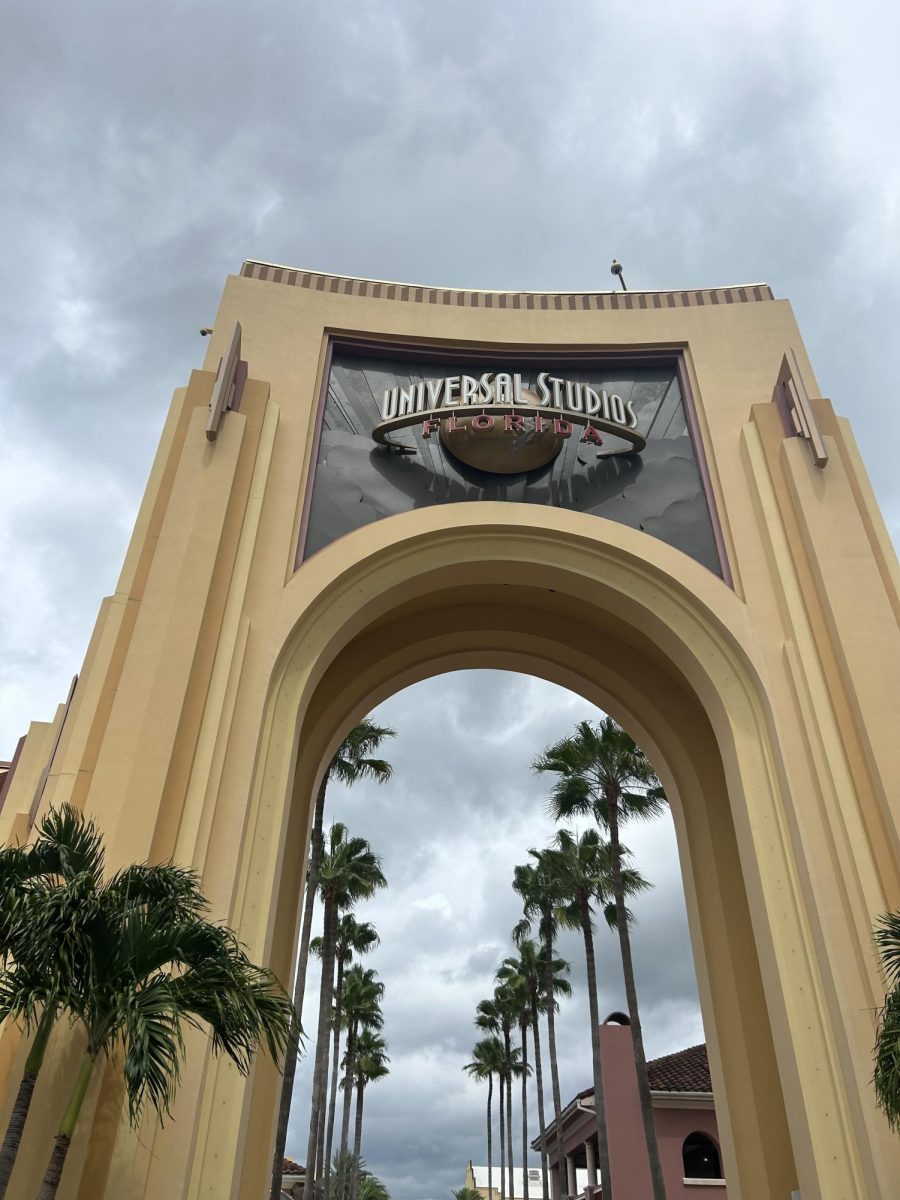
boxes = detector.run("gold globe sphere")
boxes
[439,389,563,475]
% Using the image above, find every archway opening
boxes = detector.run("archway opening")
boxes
[282,670,711,1200]
[222,529,798,1200]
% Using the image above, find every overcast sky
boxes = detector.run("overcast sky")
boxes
[291,672,701,1199]
[2,1,899,1197]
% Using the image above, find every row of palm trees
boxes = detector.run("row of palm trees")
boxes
[302,820,389,1200]
[266,718,397,1200]
[465,716,671,1200]
[0,804,293,1200]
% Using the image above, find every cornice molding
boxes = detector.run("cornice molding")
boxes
[240,261,774,310]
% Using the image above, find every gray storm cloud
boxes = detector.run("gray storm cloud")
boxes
[287,673,703,1200]
[2,2,899,1197]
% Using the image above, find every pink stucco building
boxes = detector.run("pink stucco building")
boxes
[537,1016,726,1198]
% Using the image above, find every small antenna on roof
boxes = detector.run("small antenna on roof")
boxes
[610,260,627,291]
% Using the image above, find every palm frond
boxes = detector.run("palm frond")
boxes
[874,983,900,1131]
[35,803,105,882]
[119,976,185,1124]
[105,862,207,920]
[330,720,396,787]
[876,912,900,985]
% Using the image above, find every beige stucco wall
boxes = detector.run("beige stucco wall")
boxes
[1,269,898,1199]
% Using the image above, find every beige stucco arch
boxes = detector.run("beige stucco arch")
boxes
[2,269,899,1200]
[191,507,853,1200]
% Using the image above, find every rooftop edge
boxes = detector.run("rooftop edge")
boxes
[239,260,774,312]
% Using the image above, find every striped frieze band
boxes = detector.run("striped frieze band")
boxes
[239,262,774,310]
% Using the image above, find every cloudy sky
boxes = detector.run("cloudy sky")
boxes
[2,0,899,1196]
[291,672,701,1198]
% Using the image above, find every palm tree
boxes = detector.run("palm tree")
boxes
[475,998,508,1200]
[512,854,569,1200]
[874,911,900,1129]
[451,1190,483,1200]
[271,720,394,1200]
[495,987,528,1200]
[357,1171,391,1200]
[0,805,210,1199]
[476,994,526,1200]
[336,966,384,1200]
[544,827,651,1200]
[464,1036,506,1200]
[328,1150,390,1200]
[312,915,380,1197]
[536,717,668,1200]
[502,981,534,1200]
[27,895,292,1199]
[303,828,386,1200]
[0,806,105,1198]
[498,940,571,1200]
[350,1027,389,1200]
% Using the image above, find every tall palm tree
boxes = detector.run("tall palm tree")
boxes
[502,980,534,1200]
[512,854,569,1200]
[350,1027,389,1200]
[271,720,394,1200]
[503,1043,526,1195]
[464,1036,506,1200]
[29,899,292,1199]
[303,828,386,1200]
[874,911,900,1129]
[476,994,526,1200]
[312,914,380,1198]
[498,940,571,1200]
[475,998,508,1200]
[0,805,210,1199]
[536,717,668,1200]
[337,966,384,1200]
[544,827,650,1200]
[495,987,526,1199]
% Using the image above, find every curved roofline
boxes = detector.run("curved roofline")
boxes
[240,261,774,310]
[241,259,772,300]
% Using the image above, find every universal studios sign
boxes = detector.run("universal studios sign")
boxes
[373,371,647,464]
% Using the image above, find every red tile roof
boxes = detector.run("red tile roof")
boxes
[283,1158,305,1175]
[646,1043,711,1092]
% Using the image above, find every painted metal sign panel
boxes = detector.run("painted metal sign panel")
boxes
[302,348,722,576]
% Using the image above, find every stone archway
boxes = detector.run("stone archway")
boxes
[184,509,863,1200]
[3,269,897,1200]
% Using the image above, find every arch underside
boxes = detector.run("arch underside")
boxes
[233,531,801,1200]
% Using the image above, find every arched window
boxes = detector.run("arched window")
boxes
[682,1132,722,1179]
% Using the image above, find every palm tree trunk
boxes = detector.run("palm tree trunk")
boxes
[323,958,345,1200]
[520,1020,529,1200]
[316,1095,327,1184]
[351,1080,365,1200]
[303,889,338,1200]
[607,791,667,1200]
[337,1021,358,1200]
[579,897,612,1200]
[503,1028,514,1200]
[0,1071,37,1200]
[542,917,566,1200]
[0,1004,56,1199]
[529,995,549,1200]
[271,774,329,1200]
[37,1052,94,1200]
[486,1075,494,1200]
[498,1071,506,1200]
